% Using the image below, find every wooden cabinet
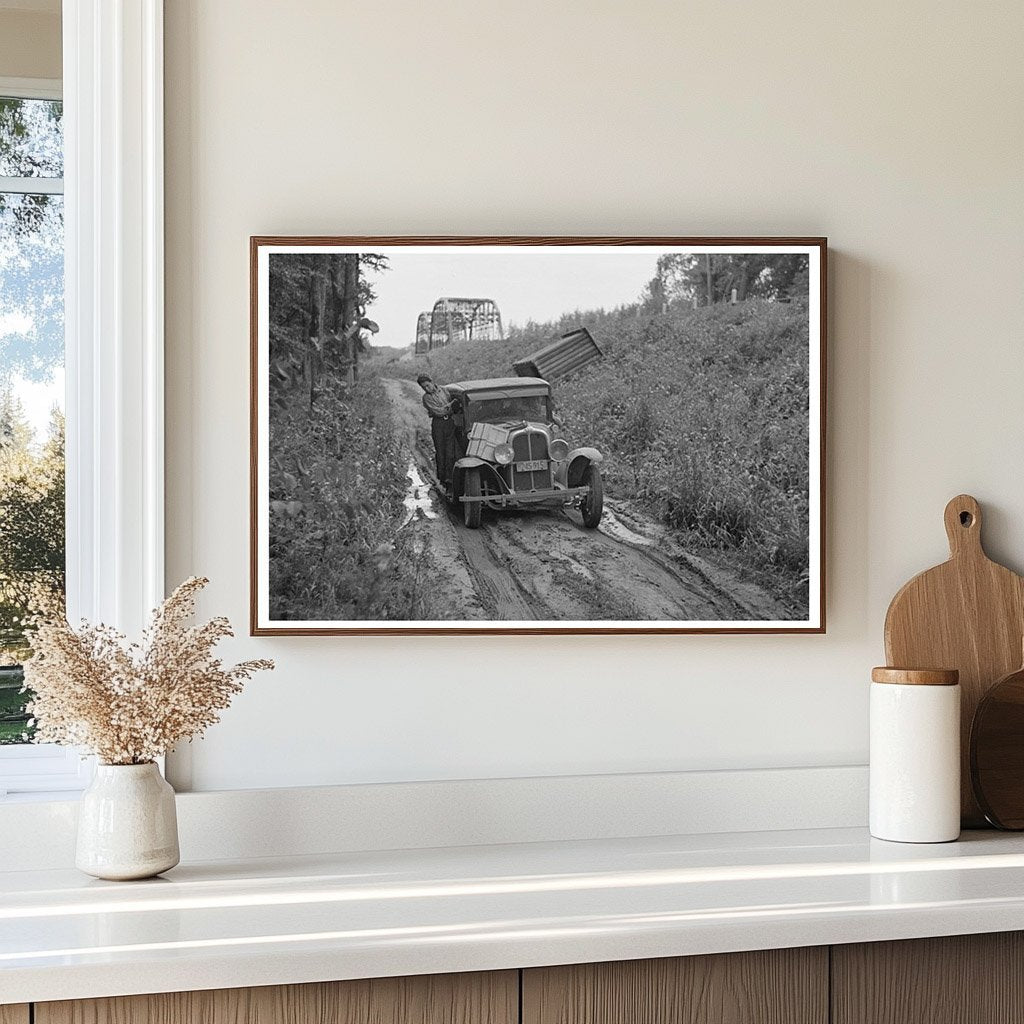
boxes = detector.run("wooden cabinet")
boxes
[14,933,1024,1024]
[34,972,517,1024]
[832,932,1024,1024]
[522,948,828,1024]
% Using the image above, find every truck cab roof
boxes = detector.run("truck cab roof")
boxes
[447,377,550,400]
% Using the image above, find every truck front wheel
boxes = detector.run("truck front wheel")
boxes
[463,468,482,529]
[580,464,603,529]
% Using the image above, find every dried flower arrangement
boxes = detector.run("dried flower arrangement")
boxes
[23,577,273,765]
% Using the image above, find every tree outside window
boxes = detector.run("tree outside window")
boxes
[0,94,65,744]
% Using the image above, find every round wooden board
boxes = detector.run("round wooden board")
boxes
[971,664,1024,829]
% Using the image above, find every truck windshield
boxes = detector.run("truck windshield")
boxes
[469,395,549,424]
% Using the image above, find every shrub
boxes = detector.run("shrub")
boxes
[268,372,452,621]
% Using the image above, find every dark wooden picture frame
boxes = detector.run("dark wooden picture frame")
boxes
[251,236,826,635]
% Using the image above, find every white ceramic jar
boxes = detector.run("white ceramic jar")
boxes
[76,762,180,880]
[870,667,960,843]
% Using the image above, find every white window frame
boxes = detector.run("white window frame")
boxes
[0,0,164,797]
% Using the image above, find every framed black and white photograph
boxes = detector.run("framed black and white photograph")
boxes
[250,237,826,635]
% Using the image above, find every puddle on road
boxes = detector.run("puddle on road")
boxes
[599,507,654,547]
[400,461,437,528]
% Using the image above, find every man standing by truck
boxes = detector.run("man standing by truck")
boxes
[417,373,458,483]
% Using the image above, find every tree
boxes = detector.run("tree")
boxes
[641,252,811,309]
[268,252,387,406]
[0,99,65,739]
[0,98,64,387]
[0,396,65,661]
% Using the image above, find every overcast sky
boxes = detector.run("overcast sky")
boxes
[362,251,658,348]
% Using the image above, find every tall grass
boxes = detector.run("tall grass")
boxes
[269,372,449,621]
[391,300,811,613]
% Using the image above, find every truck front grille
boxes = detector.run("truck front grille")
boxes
[511,429,551,492]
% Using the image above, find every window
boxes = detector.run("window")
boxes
[0,5,166,798]
[0,79,82,795]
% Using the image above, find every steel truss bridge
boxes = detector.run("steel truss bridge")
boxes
[414,297,504,352]
[415,312,432,353]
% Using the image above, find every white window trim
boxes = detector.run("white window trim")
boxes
[63,0,164,632]
[0,175,63,195]
[0,76,62,101]
[0,1,165,797]
[0,743,92,795]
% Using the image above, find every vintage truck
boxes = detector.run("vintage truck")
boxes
[436,377,604,530]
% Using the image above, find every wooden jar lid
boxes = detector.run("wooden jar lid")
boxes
[871,667,960,686]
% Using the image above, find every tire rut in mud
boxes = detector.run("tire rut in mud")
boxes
[566,514,752,620]
[485,510,707,622]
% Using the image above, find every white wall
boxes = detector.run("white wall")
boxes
[164,0,1024,792]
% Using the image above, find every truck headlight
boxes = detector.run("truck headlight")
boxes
[549,438,569,461]
[495,443,514,465]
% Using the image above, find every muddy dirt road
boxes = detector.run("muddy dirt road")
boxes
[383,378,787,622]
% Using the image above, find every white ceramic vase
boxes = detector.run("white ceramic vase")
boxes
[76,762,180,880]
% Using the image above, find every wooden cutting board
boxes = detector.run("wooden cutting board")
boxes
[884,494,1024,826]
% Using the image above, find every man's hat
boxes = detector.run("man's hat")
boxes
[416,373,433,386]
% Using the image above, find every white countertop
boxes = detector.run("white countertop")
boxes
[4,826,1024,1004]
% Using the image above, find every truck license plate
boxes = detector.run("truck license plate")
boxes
[515,459,547,472]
